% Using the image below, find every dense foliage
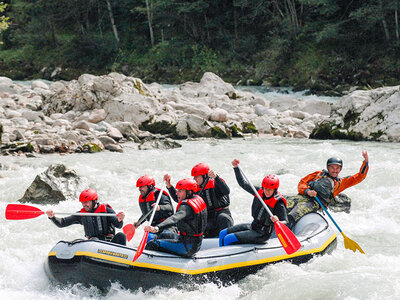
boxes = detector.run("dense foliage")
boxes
[1,0,400,94]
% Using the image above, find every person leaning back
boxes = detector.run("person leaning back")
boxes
[287,150,369,227]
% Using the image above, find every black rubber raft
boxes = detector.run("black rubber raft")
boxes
[44,213,337,291]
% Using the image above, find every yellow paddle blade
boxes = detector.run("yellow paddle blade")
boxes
[341,232,365,254]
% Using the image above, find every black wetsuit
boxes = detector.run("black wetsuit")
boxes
[219,168,287,246]
[168,176,234,238]
[146,195,207,257]
[138,188,177,234]
[49,203,126,245]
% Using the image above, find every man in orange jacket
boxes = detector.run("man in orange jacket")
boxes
[287,150,369,227]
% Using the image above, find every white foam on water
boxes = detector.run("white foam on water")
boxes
[0,137,399,299]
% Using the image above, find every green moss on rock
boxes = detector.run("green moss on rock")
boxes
[140,120,178,135]
[242,121,258,134]
[132,80,146,96]
[311,121,364,141]
[343,111,360,129]
[370,130,384,140]
[310,121,335,139]
[211,126,230,139]
[229,124,243,137]
[83,143,102,153]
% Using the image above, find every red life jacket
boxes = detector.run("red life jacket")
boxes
[176,194,207,213]
[80,203,109,213]
[203,180,215,190]
[139,188,169,203]
[176,195,207,237]
[257,189,287,208]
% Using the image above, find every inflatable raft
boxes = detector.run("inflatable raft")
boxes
[44,213,337,290]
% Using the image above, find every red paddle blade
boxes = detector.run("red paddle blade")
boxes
[122,224,136,242]
[132,231,149,262]
[274,221,301,255]
[5,204,45,220]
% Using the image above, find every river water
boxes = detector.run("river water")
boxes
[0,136,399,299]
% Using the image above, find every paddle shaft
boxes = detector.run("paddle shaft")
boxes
[237,165,273,218]
[236,165,301,254]
[54,212,118,217]
[8,210,117,217]
[132,180,166,262]
[314,195,343,233]
[135,207,155,227]
[147,181,167,225]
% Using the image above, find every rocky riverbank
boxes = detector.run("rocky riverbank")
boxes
[0,72,398,156]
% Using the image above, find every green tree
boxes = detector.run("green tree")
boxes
[0,2,10,40]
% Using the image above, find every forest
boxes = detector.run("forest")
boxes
[1,0,400,95]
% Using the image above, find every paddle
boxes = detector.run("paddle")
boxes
[314,195,365,254]
[132,180,166,262]
[237,165,301,255]
[5,203,117,220]
[123,206,154,242]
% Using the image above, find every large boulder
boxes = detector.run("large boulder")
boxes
[311,86,400,142]
[18,164,88,204]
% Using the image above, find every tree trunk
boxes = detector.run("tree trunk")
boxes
[97,0,104,43]
[396,2,399,40]
[105,0,120,45]
[284,0,298,39]
[382,19,390,40]
[233,2,238,43]
[273,0,285,18]
[145,0,154,47]
[204,13,210,43]
[379,0,390,41]
[48,2,57,46]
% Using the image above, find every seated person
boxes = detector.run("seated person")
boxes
[144,178,207,257]
[164,162,233,238]
[46,189,126,245]
[287,151,369,227]
[219,159,288,246]
[135,175,176,235]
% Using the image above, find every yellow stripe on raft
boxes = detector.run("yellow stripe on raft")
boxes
[48,234,336,275]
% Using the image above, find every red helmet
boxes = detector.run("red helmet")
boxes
[176,178,198,192]
[79,189,98,202]
[191,163,210,176]
[136,175,155,187]
[262,174,279,189]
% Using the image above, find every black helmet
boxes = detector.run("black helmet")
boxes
[327,157,343,168]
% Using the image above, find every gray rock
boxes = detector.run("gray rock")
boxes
[107,127,123,141]
[13,129,25,141]
[0,76,13,85]
[31,80,49,90]
[112,121,140,142]
[73,120,91,131]
[98,135,117,146]
[18,164,88,204]
[88,109,107,123]
[330,193,351,213]
[139,138,181,150]
[210,108,228,122]
[105,143,123,152]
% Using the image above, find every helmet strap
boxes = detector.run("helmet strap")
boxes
[202,174,209,186]
[144,185,154,198]
[186,190,193,198]
[91,200,98,212]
